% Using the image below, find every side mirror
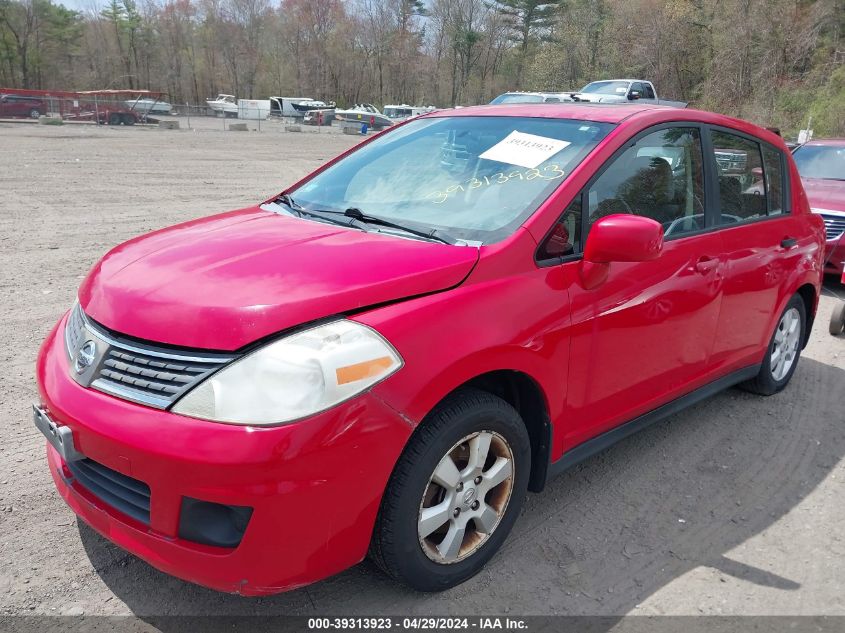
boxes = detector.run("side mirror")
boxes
[628,91,641,100]
[580,214,664,289]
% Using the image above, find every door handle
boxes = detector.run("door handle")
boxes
[780,237,798,249]
[694,256,719,274]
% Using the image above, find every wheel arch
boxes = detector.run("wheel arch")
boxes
[462,370,552,492]
[394,369,554,494]
[795,282,817,348]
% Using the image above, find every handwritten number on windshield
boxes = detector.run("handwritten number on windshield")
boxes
[426,164,566,204]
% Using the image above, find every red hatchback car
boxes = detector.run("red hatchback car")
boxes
[791,138,845,276]
[35,104,825,595]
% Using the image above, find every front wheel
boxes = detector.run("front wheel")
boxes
[370,388,530,591]
[741,294,806,395]
[29,108,40,119]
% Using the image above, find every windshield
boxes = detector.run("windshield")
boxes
[286,116,613,244]
[489,93,545,104]
[793,144,845,180]
[580,81,630,95]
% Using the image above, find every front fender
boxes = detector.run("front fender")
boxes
[355,271,570,437]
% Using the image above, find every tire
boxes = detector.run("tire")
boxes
[741,294,806,395]
[122,114,135,126]
[370,388,530,591]
[108,113,121,126]
[29,108,40,119]
[830,302,845,336]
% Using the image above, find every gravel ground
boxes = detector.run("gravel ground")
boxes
[0,118,843,619]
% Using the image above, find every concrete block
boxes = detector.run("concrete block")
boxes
[158,120,180,130]
[38,115,63,126]
[285,125,302,132]
[229,123,248,131]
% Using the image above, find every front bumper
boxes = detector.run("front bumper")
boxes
[36,315,412,595]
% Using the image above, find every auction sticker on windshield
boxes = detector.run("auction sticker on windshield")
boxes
[479,131,571,169]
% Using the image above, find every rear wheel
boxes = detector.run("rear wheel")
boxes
[29,108,40,119]
[370,388,530,591]
[741,294,806,395]
[830,302,845,336]
[108,113,121,126]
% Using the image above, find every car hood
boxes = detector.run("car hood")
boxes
[79,207,479,350]
[803,178,845,212]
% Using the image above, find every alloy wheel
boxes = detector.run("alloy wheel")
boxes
[417,430,515,564]
[771,306,801,381]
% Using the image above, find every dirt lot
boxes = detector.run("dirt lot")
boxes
[1,118,844,619]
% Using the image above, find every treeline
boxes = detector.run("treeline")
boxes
[1,0,844,135]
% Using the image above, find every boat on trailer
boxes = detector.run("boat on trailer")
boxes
[334,103,393,129]
[206,94,238,116]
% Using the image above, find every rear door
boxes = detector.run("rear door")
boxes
[706,127,804,372]
[545,124,726,448]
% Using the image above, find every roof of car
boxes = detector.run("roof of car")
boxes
[801,138,845,147]
[426,102,682,124]
[420,103,788,151]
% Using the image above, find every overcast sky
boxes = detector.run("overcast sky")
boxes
[57,0,101,13]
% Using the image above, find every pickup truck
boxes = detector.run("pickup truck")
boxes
[569,79,687,107]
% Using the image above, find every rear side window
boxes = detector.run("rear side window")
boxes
[644,84,656,99]
[585,127,706,238]
[762,145,784,215]
[712,131,767,224]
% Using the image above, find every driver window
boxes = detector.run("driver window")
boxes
[586,127,705,238]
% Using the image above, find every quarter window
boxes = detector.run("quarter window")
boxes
[712,131,767,224]
[586,127,706,238]
[538,196,581,260]
[762,145,784,215]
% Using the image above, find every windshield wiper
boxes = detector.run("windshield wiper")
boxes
[276,193,301,209]
[274,194,366,231]
[339,207,456,245]
[274,197,456,244]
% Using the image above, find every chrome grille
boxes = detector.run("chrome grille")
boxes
[820,214,845,241]
[64,304,236,409]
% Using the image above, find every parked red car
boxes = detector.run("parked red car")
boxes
[0,93,45,118]
[792,138,845,277]
[35,103,825,595]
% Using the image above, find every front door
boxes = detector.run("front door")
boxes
[551,125,726,448]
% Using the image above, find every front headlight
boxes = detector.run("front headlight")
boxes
[172,320,403,426]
